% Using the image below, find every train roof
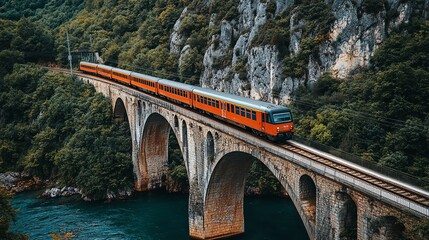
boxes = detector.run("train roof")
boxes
[192,87,290,113]
[130,72,160,82]
[112,67,132,75]
[80,61,97,67]
[97,64,113,70]
[158,79,196,92]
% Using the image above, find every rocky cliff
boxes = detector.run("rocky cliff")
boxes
[170,0,424,104]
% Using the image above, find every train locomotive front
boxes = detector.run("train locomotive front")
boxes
[263,107,294,142]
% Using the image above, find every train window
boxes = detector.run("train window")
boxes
[235,106,239,115]
[266,114,271,123]
[227,104,230,112]
[273,112,292,123]
[246,109,250,118]
[241,108,245,116]
[262,113,265,122]
[252,111,256,120]
[216,101,219,108]
[203,97,207,104]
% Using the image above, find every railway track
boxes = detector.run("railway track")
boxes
[281,141,429,208]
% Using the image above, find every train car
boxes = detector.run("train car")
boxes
[96,64,113,79]
[79,61,97,74]
[112,67,131,85]
[158,79,194,106]
[192,87,294,141]
[130,72,159,94]
[78,61,294,142]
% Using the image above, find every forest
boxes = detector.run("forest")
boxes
[0,0,428,238]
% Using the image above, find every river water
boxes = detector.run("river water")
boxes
[12,190,309,239]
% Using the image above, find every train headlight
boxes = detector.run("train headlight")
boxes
[276,127,280,132]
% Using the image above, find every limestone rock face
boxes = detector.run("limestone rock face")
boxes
[170,7,189,55]
[169,0,414,104]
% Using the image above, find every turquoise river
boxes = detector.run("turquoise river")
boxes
[12,190,309,239]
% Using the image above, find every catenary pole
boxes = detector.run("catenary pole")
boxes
[66,30,73,76]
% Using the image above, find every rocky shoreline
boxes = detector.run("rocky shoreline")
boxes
[0,172,48,193]
[0,171,133,201]
[1,171,287,200]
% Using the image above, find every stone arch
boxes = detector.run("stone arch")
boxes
[139,113,171,190]
[203,151,257,237]
[182,120,188,160]
[137,100,142,126]
[174,115,179,129]
[205,131,215,163]
[113,97,128,123]
[299,175,317,223]
[370,216,405,240]
[336,192,357,240]
[166,121,189,193]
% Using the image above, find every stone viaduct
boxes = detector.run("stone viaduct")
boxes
[78,74,428,240]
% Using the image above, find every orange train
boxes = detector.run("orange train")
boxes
[80,61,294,142]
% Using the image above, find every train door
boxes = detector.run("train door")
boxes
[222,102,226,118]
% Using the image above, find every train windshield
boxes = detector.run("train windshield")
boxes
[272,112,292,123]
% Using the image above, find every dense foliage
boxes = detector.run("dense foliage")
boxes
[293,20,429,185]
[0,187,27,239]
[0,65,133,200]
[0,18,54,77]
[0,0,84,28]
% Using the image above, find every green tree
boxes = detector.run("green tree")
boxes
[0,187,27,240]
